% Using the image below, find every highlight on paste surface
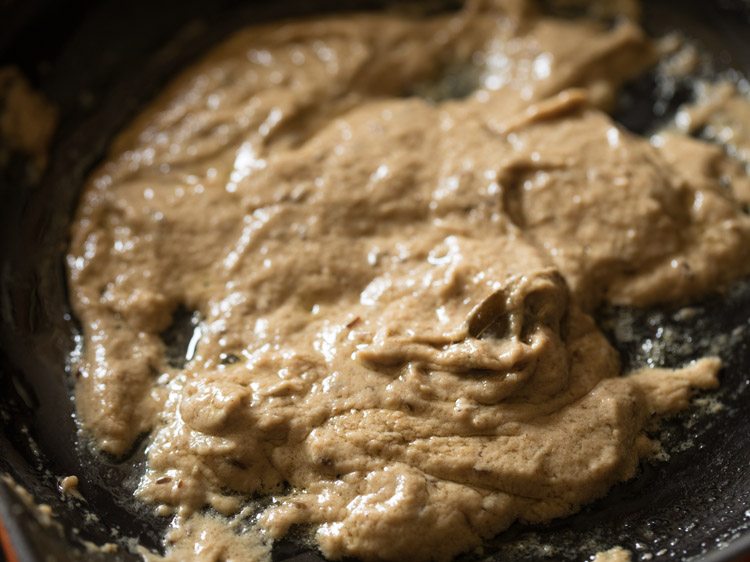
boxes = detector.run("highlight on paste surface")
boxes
[65,0,750,560]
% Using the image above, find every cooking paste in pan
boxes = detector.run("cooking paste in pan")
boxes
[66,0,750,560]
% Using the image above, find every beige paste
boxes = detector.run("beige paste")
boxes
[66,0,750,560]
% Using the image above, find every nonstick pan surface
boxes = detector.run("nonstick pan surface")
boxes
[1,1,749,561]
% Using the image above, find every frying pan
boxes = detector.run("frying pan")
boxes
[0,1,749,561]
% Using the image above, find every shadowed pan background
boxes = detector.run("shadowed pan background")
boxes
[0,0,749,561]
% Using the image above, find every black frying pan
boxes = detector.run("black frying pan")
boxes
[1,1,749,561]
